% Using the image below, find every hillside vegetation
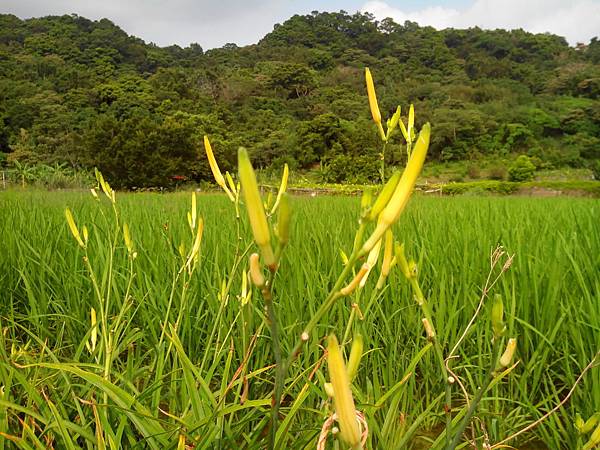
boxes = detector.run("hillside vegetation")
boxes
[1,11,599,187]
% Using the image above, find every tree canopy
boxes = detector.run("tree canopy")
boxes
[1,11,599,187]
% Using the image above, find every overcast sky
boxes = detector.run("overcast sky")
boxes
[2,0,598,49]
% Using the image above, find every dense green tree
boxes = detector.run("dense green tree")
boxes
[0,11,598,185]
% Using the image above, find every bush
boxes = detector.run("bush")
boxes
[467,163,481,179]
[321,154,379,184]
[508,155,536,182]
[591,159,600,181]
[488,164,507,180]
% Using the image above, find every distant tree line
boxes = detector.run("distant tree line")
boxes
[0,11,599,187]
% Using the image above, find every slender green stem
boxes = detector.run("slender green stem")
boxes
[262,223,368,449]
[342,306,357,345]
[284,248,361,371]
[200,242,253,373]
[408,277,453,447]
[446,338,502,449]
[379,141,388,184]
[264,271,283,449]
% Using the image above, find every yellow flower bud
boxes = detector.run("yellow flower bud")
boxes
[65,208,85,248]
[82,226,89,246]
[204,135,235,201]
[376,229,394,289]
[583,423,600,450]
[225,171,237,196]
[369,171,401,221]
[249,253,265,288]
[327,334,361,448]
[123,223,133,255]
[581,414,600,433]
[361,123,430,254]
[276,193,291,246]
[185,218,204,271]
[346,334,364,382]
[238,148,276,268]
[190,192,197,230]
[204,135,226,188]
[387,106,401,138]
[340,250,349,266]
[499,338,517,368]
[365,67,381,126]
[408,103,415,142]
[324,382,335,398]
[491,294,506,338]
[90,307,97,353]
[360,187,373,216]
[399,118,409,142]
[95,168,115,203]
[395,243,411,279]
[270,163,289,215]
[178,433,186,450]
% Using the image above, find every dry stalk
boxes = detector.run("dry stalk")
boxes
[317,411,369,450]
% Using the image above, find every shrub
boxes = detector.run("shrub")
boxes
[591,159,600,181]
[467,163,481,179]
[449,173,465,182]
[508,155,536,182]
[488,164,507,180]
[321,153,379,184]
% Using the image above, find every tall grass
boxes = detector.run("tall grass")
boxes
[0,191,598,448]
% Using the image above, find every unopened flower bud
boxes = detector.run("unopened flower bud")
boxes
[238,147,276,268]
[276,193,291,246]
[346,334,363,382]
[65,208,85,249]
[361,124,430,254]
[584,423,600,450]
[249,253,265,288]
[491,294,506,338]
[270,163,289,215]
[324,382,334,398]
[499,338,517,368]
[327,334,361,448]
[369,171,400,221]
[395,243,411,279]
[365,67,381,126]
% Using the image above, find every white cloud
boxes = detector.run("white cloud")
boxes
[1,0,286,49]
[362,0,600,45]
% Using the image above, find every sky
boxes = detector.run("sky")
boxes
[1,0,599,49]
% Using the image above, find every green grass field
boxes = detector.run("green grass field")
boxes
[0,190,598,449]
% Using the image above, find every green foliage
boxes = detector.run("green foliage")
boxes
[440,180,519,195]
[321,153,380,184]
[438,179,600,196]
[591,159,600,180]
[508,155,536,181]
[0,192,598,448]
[488,163,508,180]
[0,12,599,186]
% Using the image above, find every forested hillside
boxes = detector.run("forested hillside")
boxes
[1,11,599,187]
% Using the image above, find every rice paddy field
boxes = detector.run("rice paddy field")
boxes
[0,189,599,449]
